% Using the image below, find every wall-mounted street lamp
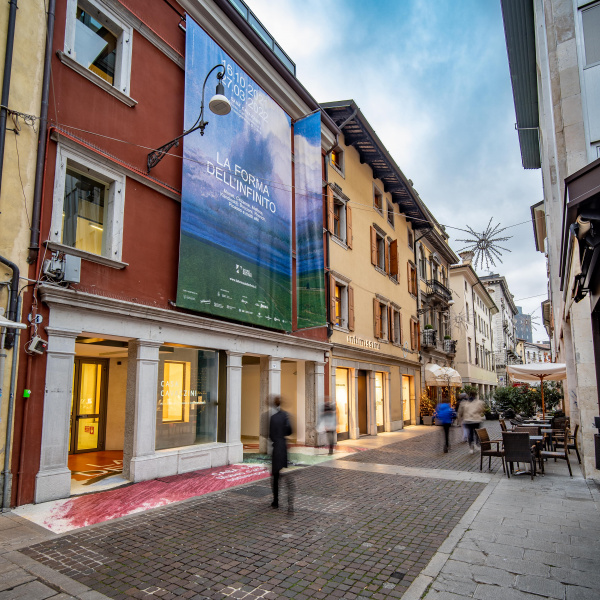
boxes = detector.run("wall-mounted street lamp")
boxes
[147,64,231,173]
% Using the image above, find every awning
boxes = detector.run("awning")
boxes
[507,363,566,382]
[425,364,462,387]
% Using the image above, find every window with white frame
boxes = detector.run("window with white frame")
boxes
[330,272,353,331]
[373,185,383,215]
[373,297,389,341]
[386,200,394,227]
[391,305,402,345]
[63,0,133,99]
[330,146,345,176]
[51,144,126,262]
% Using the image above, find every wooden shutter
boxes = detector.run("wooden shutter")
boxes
[370,226,377,266]
[346,205,352,248]
[417,320,421,350]
[348,286,355,331]
[329,273,336,325]
[389,306,394,342]
[410,320,416,350]
[399,311,403,344]
[390,239,398,277]
[374,298,381,338]
[327,186,334,233]
[407,263,411,293]
[384,238,390,274]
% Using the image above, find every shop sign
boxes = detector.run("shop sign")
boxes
[346,335,381,350]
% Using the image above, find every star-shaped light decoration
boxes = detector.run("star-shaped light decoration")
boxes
[455,218,512,271]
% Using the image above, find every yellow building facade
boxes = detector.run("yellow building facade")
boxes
[322,101,429,438]
[0,1,47,505]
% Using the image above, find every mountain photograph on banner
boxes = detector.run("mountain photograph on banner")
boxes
[176,18,292,330]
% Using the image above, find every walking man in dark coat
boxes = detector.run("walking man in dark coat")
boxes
[269,396,293,510]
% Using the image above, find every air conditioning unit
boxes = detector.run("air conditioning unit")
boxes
[43,253,81,283]
[29,335,47,355]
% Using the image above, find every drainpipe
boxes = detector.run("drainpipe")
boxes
[0,256,19,349]
[27,0,55,264]
[0,0,18,200]
[2,296,21,509]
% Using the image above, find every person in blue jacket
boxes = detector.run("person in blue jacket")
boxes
[434,400,456,453]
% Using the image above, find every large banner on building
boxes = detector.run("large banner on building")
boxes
[177,19,292,330]
[294,112,326,329]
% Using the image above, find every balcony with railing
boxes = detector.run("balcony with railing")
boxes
[425,279,452,303]
[443,339,457,355]
[422,328,437,348]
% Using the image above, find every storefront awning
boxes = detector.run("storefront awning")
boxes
[425,364,462,387]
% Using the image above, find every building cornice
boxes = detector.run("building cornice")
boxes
[39,285,332,355]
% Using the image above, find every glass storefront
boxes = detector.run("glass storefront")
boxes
[402,375,412,422]
[335,367,349,435]
[375,372,384,428]
[156,346,221,450]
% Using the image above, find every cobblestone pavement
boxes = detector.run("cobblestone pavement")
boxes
[3,423,600,600]
[341,423,505,474]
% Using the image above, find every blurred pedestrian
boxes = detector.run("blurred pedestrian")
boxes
[269,396,294,511]
[456,392,469,442]
[457,391,485,454]
[322,399,337,454]
[434,400,455,453]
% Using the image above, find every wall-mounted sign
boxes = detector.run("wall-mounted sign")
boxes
[177,19,292,330]
[346,335,381,350]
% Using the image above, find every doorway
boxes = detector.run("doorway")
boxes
[69,358,109,454]
[357,370,368,435]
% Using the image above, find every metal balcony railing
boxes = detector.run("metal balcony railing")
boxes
[422,328,437,347]
[425,279,452,303]
[443,339,457,354]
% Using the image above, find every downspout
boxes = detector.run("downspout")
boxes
[0,256,19,349]
[0,0,18,199]
[2,296,21,509]
[27,0,56,264]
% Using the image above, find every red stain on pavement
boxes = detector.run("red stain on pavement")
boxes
[46,464,269,532]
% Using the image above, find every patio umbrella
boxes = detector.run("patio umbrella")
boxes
[506,363,567,418]
[424,364,462,387]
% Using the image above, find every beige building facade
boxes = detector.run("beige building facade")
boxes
[501,0,600,476]
[449,254,499,400]
[321,101,428,437]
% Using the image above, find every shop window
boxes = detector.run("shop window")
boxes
[373,185,383,215]
[407,262,418,296]
[327,185,352,247]
[335,368,350,435]
[329,273,354,330]
[156,347,221,450]
[375,372,385,428]
[373,298,389,341]
[402,375,412,422]
[63,0,133,101]
[50,144,125,262]
[387,200,394,227]
[330,147,344,175]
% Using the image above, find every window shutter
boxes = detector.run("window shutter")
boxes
[329,273,336,324]
[399,311,403,344]
[390,239,398,277]
[348,286,355,331]
[389,305,394,342]
[327,186,334,233]
[373,298,381,338]
[370,226,377,266]
[346,205,352,248]
[407,263,411,292]
[417,320,421,350]
[410,320,416,350]
[384,238,390,273]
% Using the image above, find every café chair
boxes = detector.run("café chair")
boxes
[499,419,508,432]
[475,428,505,473]
[555,423,581,464]
[516,425,541,436]
[540,427,573,477]
[502,432,537,480]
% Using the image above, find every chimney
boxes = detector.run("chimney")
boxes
[459,251,474,265]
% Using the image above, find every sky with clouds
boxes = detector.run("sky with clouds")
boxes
[245,0,548,337]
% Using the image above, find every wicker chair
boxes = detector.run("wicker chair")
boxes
[516,425,541,436]
[499,419,508,432]
[540,427,573,477]
[475,428,505,473]
[502,432,537,480]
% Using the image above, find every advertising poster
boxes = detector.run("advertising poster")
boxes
[177,19,292,330]
[294,112,326,329]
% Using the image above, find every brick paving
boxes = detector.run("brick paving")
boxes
[21,430,486,600]
[341,423,505,474]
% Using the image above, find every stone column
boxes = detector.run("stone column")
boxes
[226,351,244,463]
[123,339,162,480]
[35,327,80,503]
[305,361,325,446]
[259,356,281,453]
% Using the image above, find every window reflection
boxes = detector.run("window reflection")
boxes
[75,7,117,85]
[335,368,349,434]
[375,372,384,427]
